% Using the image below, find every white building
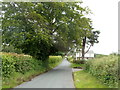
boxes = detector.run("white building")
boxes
[76,50,94,60]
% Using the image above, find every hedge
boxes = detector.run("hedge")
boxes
[1,52,62,78]
[85,55,118,88]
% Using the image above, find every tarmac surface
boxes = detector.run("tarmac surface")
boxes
[15,59,75,88]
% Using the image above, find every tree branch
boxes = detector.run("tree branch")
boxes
[84,44,92,54]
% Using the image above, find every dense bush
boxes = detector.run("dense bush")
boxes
[73,59,86,64]
[2,52,36,77]
[49,56,62,64]
[85,55,118,88]
[2,55,15,77]
[67,56,74,63]
[2,45,22,54]
[1,52,62,78]
[67,56,86,64]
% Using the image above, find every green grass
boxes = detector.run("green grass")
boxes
[73,70,109,88]
[85,55,118,88]
[3,60,62,88]
[67,56,74,63]
[2,55,63,88]
[71,63,85,68]
[3,69,51,88]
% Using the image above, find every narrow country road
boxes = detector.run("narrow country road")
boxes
[15,59,75,88]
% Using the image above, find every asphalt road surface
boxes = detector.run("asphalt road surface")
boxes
[15,59,75,88]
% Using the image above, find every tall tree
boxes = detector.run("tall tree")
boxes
[2,2,94,60]
[81,30,100,59]
[2,2,51,60]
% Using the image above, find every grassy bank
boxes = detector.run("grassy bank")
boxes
[85,55,118,88]
[71,63,85,68]
[68,54,118,88]
[1,52,63,88]
[74,70,109,88]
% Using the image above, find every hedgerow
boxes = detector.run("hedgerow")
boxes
[67,56,74,63]
[2,52,36,77]
[85,55,118,88]
[1,52,62,79]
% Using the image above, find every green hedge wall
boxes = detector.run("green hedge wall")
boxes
[85,55,118,88]
[1,52,62,78]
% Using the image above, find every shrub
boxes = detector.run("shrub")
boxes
[67,56,74,63]
[2,55,15,78]
[2,53,36,77]
[67,56,86,64]
[85,55,118,88]
[1,52,62,78]
[2,45,22,54]
[73,59,86,64]
[2,52,63,88]
[49,56,62,64]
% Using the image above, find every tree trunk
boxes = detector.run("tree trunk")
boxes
[82,36,86,59]
[85,44,92,54]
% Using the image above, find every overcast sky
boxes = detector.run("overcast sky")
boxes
[82,0,119,55]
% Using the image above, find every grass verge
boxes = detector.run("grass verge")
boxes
[71,63,85,68]
[2,54,63,88]
[73,70,109,88]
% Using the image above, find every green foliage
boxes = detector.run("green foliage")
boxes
[2,52,62,88]
[14,58,34,74]
[2,52,62,78]
[2,55,15,78]
[118,55,120,81]
[2,45,22,54]
[48,56,62,68]
[85,55,118,88]
[73,59,86,64]
[67,56,86,64]
[52,51,65,57]
[110,52,118,56]
[87,30,100,46]
[81,30,100,59]
[67,56,74,63]
[2,2,94,60]
[94,54,108,58]
[2,52,33,77]
[74,70,109,88]
[71,63,84,68]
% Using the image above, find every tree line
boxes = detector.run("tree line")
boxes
[2,2,100,60]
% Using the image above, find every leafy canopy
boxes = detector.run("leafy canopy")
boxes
[2,2,96,60]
